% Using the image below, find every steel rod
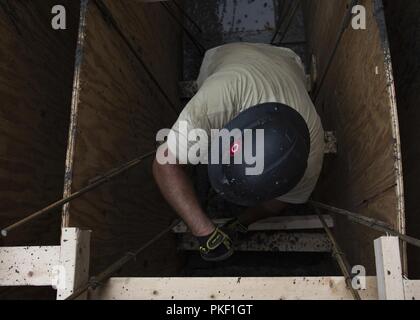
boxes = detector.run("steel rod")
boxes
[1,151,156,237]
[310,201,420,248]
[317,211,361,300]
[313,0,359,101]
[94,0,179,115]
[65,219,180,300]
[161,2,205,55]
[171,0,202,33]
[271,1,300,45]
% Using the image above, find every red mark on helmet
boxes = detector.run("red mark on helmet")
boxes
[230,141,241,156]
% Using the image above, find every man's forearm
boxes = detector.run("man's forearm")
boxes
[152,159,215,237]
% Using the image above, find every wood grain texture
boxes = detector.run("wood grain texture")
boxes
[304,0,404,274]
[0,0,80,246]
[384,0,420,279]
[63,0,183,276]
[302,0,347,86]
[90,276,379,300]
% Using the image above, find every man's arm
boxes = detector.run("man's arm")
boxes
[152,158,215,237]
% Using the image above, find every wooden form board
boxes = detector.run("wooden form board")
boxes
[0,228,90,301]
[0,1,80,247]
[383,0,420,279]
[62,0,183,276]
[0,246,60,286]
[303,0,404,274]
[374,237,404,300]
[89,276,379,300]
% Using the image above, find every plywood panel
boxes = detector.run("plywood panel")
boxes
[304,0,404,273]
[102,0,181,107]
[302,0,348,85]
[383,0,420,279]
[63,0,183,275]
[0,0,80,246]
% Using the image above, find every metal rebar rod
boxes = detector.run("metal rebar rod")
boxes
[161,2,206,56]
[1,151,156,237]
[317,212,361,300]
[94,0,179,115]
[171,0,202,33]
[270,0,292,44]
[65,219,180,300]
[310,201,420,248]
[271,1,300,45]
[313,0,359,101]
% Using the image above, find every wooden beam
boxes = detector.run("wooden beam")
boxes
[178,232,331,252]
[403,280,420,300]
[89,277,378,300]
[56,228,91,300]
[0,246,60,286]
[173,215,333,233]
[374,236,404,300]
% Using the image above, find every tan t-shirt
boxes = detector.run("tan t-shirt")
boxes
[168,43,325,204]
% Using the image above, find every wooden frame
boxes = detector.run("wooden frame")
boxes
[56,228,91,300]
[2,230,420,300]
[89,276,378,300]
[374,236,404,300]
[0,246,60,287]
[0,228,90,300]
[88,236,420,300]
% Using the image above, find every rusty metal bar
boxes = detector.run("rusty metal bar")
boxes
[313,0,360,101]
[271,0,300,45]
[171,0,202,34]
[1,151,156,237]
[310,201,420,248]
[94,0,179,114]
[317,211,361,300]
[65,219,180,300]
[161,1,206,55]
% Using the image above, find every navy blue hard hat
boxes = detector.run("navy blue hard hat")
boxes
[208,102,310,207]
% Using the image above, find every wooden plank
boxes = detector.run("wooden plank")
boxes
[62,0,183,275]
[383,0,420,279]
[0,246,60,286]
[173,215,333,233]
[178,232,332,253]
[374,237,404,300]
[403,280,420,301]
[304,0,404,274]
[0,0,80,247]
[56,228,91,300]
[89,276,378,300]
